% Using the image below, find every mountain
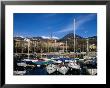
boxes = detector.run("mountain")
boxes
[32,37,43,40]
[88,36,97,45]
[14,37,24,40]
[88,36,97,39]
[59,33,83,41]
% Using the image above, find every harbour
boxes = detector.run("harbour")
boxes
[14,53,97,75]
[13,14,97,75]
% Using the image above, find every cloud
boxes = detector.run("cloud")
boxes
[41,36,59,39]
[56,14,96,33]
[56,23,73,33]
[14,32,33,38]
[52,36,59,39]
[75,14,96,29]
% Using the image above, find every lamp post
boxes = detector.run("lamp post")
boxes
[27,39,30,59]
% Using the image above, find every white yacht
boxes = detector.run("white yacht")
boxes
[17,62,27,67]
[54,60,62,64]
[58,65,69,75]
[46,64,57,74]
[22,58,37,63]
[87,69,97,75]
[13,70,26,75]
[22,59,32,62]
[68,60,80,70]
[14,66,26,75]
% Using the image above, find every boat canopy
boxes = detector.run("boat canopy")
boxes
[32,60,54,65]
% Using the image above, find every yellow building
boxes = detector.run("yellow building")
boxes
[89,44,96,49]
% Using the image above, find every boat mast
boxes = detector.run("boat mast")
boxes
[54,39,56,52]
[41,48,43,58]
[85,31,89,58]
[66,40,67,53]
[86,38,89,57]
[27,39,30,59]
[63,43,64,53]
[50,32,52,52]
[50,32,52,40]
[74,19,76,56]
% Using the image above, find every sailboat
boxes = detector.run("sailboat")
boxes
[68,19,81,71]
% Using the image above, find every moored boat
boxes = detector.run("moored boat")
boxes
[17,62,27,67]
[58,65,69,75]
[14,66,26,75]
[46,64,57,74]
[68,60,80,70]
[13,70,26,75]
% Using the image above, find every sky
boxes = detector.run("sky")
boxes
[14,13,97,39]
